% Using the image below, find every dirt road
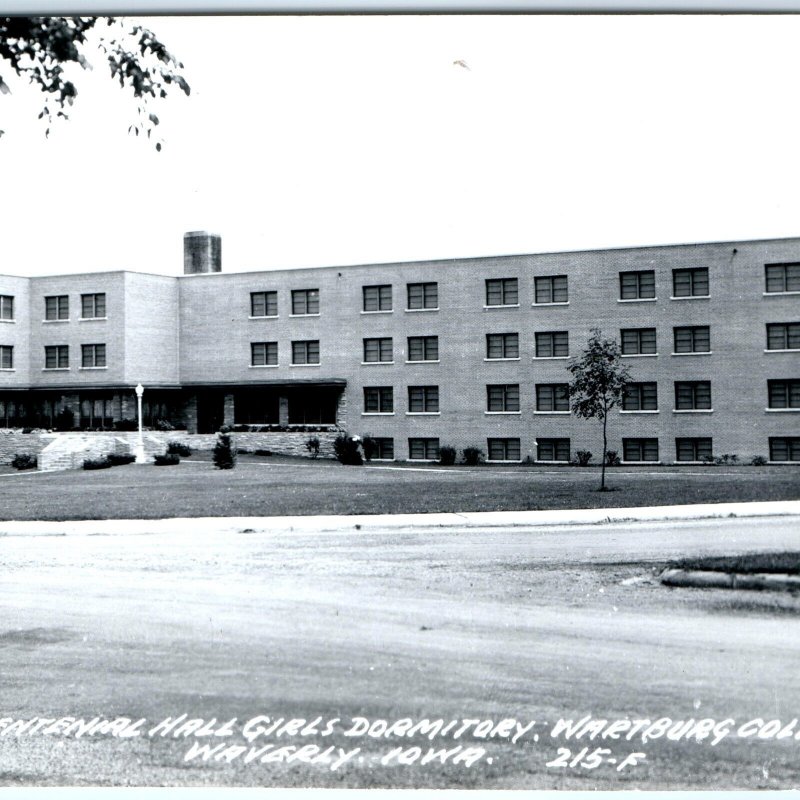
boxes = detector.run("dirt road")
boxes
[0,515,798,788]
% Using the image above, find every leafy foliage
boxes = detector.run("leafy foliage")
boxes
[305,436,321,459]
[573,449,593,467]
[11,453,37,470]
[154,453,180,466]
[213,432,236,470]
[167,440,191,457]
[333,434,363,466]
[0,16,190,147]
[83,456,112,470]
[461,446,484,466]
[106,452,136,466]
[438,445,456,466]
[567,329,632,490]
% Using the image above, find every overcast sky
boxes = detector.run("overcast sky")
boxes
[3,14,800,276]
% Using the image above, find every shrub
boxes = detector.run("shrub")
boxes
[750,455,768,466]
[461,446,484,466]
[154,453,180,466]
[219,425,233,434]
[106,452,136,466]
[700,454,716,465]
[604,450,621,467]
[213,432,237,469]
[361,436,375,462]
[155,419,176,431]
[254,449,272,457]
[167,441,192,457]
[83,456,112,470]
[574,450,593,466]
[305,436,321,459]
[113,418,139,431]
[438,445,457,466]
[333,433,363,466]
[11,453,37,470]
[714,453,739,466]
[54,408,74,432]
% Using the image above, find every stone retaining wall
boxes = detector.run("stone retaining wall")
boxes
[0,429,343,466]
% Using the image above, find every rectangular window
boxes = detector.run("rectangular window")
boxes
[770,437,800,462]
[364,386,393,413]
[768,380,800,409]
[537,438,570,462]
[81,293,106,319]
[409,437,439,460]
[485,278,519,306]
[407,336,439,362]
[291,340,320,365]
[45,295,69,320]
[676,437,713,462]
[673,267,709,297]
[0,295,14,320]
[535,331,569,358]
[251,341,278,366]
[81,344,106,368]
[251,291,278,317]
[487,384,520,412]
[45,345,69,369]
[675,381,712,410]
[291,288,319,315]
[621,328,657,355]
[623,438,659,462]
[0,346,12,369]
[407,282,438,310]
[619,270,656,300]
[673,326,710,353]
[765,263,800,293]
[363,285,392,312]
[623,382,658,411]
[408,385,439,413]
[767,323,800,350]
[80,395,114,429]
[534,275,568,304]
[486,333,519,359]
[363,337,393,363]
[371,438,394,459]
[536,383,570,412]
[488,438,521,461]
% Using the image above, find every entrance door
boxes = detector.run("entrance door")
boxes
[196,390,225,434]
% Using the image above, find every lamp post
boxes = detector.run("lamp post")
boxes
[134,383,145,464]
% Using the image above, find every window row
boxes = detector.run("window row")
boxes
[361,381,800,413]
[33,344,108,369]
[383,437,800,462]
[251,341,320,366]
[42,294,107,321]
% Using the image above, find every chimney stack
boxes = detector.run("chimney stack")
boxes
[183,231,222,274]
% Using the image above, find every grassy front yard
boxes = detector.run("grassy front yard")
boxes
[0,454,797,521]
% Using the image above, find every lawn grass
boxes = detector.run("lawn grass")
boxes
[671,552,800,574]
[0,453,796,521]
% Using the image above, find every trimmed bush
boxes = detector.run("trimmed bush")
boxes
[438,445,457,466]
[154,453,180,466]
[305,436,321,459]
[714,453,740,466]
[213,432,237,469]
[574,450,593,467]
[461,447,484,466]
[254,449,272,457]
[750,455,768,466]
[106,452,136,466]
[604,450,621,467]
[333,434,363,466]
[167,441,192,457]
[83,457,112,470]
[113,418,139,431]
[155,419,176,431]
[11,453,37,470]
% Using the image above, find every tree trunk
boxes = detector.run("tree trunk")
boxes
[601,411,608,490]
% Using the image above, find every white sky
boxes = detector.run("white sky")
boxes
[3,14,800,276]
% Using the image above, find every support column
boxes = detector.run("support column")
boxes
[120,392,136,422]
[278,395,289,427]
[183,394,198,434]
[223,393,235,428]
[335,388,348,430]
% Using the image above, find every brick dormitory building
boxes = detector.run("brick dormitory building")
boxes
[0,230,797,464]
